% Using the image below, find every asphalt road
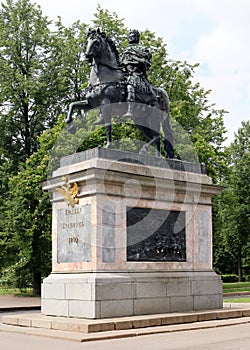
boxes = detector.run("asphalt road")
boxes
[0,322,250,350]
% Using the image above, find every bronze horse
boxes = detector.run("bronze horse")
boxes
[65,29,175,158]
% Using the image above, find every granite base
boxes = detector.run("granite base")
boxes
[42,271,222,319]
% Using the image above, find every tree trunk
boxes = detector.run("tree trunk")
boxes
[237,248,243,282]
[33,271,41,295]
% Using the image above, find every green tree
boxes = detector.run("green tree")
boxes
[51,18,89,104]
[92,5,127,50]
[213,121,250,280]
[0,0,53,162]
[0,1,90,291]
[228,121,250,280]
[0,0,58,293]
[0,117,65,294]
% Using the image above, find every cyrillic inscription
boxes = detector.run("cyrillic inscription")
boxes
[57,205,91,263]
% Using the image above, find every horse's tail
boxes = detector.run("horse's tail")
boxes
[154,87,174,145]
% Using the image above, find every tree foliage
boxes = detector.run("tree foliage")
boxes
[0,0,53,161]
[51,18,89,103]
[0,116,65,293]
[213,121,250,280]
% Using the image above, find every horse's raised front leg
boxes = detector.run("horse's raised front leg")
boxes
[65,102,77,124]
[65,100,89,124]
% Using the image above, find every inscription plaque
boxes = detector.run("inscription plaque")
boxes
[127,207,186,261]
[57,205,91,263]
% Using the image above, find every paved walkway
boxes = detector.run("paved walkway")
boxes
[0,295,41,311]
[1,321,250,350]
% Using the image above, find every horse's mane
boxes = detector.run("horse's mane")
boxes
[88,29,120,65]
[106,36,120,65]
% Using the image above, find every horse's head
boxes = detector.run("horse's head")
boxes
[85,28,119,67]
[85,28,106,61]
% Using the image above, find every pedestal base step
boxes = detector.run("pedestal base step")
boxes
[3,308,250,334]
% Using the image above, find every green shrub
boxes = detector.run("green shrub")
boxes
[0,259,32,293]
[244,275,250,282]
[221,274,238,283]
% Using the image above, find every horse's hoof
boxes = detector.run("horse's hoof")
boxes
[166,152,176,159]
[65,117,71,124]
[122,112,133,118]
[139,147,147,155]
[105,143,112,149]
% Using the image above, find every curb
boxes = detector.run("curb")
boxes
[223,292,250,297]
[0,306,41,313]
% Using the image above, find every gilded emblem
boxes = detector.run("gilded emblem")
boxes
[56,176,79,207]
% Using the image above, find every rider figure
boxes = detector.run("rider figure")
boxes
[121,29,157,117]
[94,29,158,125]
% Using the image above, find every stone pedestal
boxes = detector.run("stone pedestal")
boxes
[42,147,223,319]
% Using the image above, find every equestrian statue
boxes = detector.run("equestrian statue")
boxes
[65,28,175,158]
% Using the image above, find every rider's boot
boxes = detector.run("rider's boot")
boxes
[122,102,133,118]
[105,123,112,148]
[122,85,134,118]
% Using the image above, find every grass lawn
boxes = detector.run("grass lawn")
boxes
[224,298,250,303]
[0,287,34,296]
[223,282,250,294]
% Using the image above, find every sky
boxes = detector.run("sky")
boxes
[31,0,250,145]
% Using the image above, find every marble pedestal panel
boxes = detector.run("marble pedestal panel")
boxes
[42,148,223,319]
